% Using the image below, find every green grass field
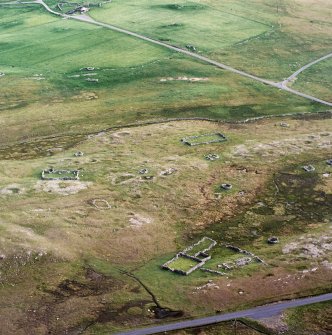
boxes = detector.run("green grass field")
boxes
[90,0,269,52]
[168,256,199,271]
[292,57,332,102]
[0,4,329,147]
[89,0,332,80]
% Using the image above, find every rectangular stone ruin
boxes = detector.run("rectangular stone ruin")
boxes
[162,253,211,276]
[183,236,217,256]
[41,168,79,181]
[199,243,266,274]
[162,237,217,275]
[181,133,227,146]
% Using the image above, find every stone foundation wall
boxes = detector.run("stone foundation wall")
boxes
[41,169,79,181]
[162,237,216,275]
[200,268,226,276]
[181,133,227,146]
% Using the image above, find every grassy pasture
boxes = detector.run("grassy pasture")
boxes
[89,0,332,80]
[90,0,269,52]
[0,5,329,147]
[283,301,332,335]
[292,58,332,102]
[0,7,168,71]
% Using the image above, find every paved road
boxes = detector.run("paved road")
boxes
[3,0,331,107]
[68,14,332,107]
[280,52,332,88]
[113,293,332,335]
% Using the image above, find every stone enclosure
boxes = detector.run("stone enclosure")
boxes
[41,168,79,180]
[162,239,266,276]
[181,133,227,146]
[162,237,217,275]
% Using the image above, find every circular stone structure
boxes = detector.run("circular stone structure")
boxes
[92,199,111,210]
[138,168,149,174]
[221,183,232,190]
[267,236,279,244]
[81,67,95,71]
[74,151,84,157]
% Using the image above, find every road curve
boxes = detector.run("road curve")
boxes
[280,52,332,88]
[6,0,332,107]
[69,15,332,107]
[113,293,332,335]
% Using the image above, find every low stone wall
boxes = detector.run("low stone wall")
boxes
[173,269,187,276]
[161,253,180,269]
[185,261,206,275]
[87,111,332,139]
